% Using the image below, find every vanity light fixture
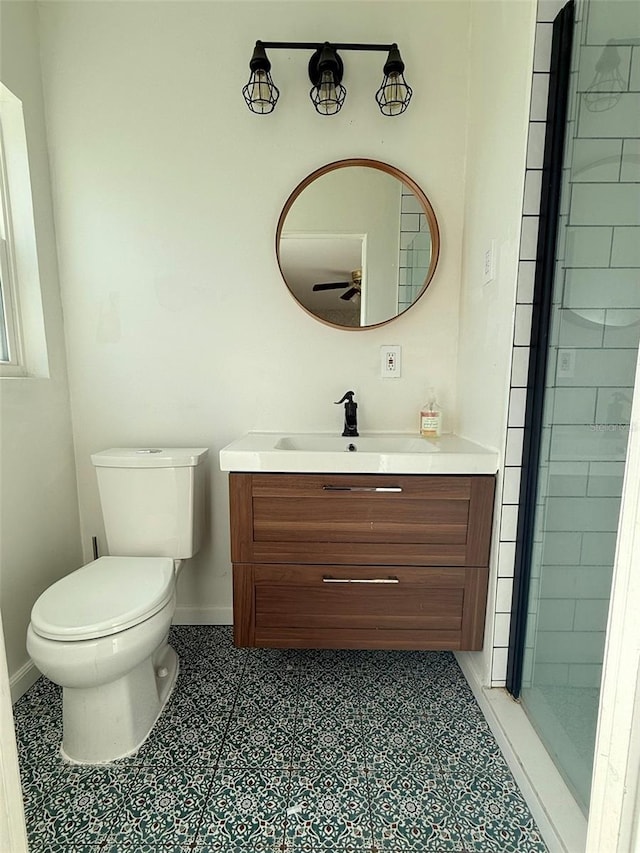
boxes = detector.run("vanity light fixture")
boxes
[243,41,412,117]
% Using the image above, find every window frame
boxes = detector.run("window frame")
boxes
[0,123,25,376]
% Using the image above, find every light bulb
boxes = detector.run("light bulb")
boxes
[318,71,339,114]
[249,70,274,113]
[383,72,409,116]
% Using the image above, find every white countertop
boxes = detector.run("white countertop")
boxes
[219,432,499,475]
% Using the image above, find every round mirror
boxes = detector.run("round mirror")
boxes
[276,159,440,329]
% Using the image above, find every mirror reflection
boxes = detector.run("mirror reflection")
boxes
[276,159,439,329]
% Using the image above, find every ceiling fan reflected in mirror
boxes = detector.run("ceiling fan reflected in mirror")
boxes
[312,269,362,301]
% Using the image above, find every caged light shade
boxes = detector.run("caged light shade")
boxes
[242,41,280,114]
[375,44,412,116]
[308,43,347,116]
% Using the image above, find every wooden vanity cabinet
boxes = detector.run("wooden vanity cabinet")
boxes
[229,472,495,651]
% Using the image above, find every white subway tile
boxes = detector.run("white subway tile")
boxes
[508,388,527,429]
[541,532,583,565]
[401,194,422,214]
[612,227,640,267]
[496,577,514,613]
[587,2,640,46]
[571,138,623,182]
[400,213,421,232]
[505,427,525,467]
[546,468,588,497]
[532,662,570,685]
[491,647,509,684]
[570,184,640,227]
[500,503,519,541]
[526,122,546,169]
[493,612,512,647]
[552,387,597,425]
[523,169,543,216]
[557,309,604,348]
[511,347,531,388]
[530,74,550,124]
[580,532,618,566]
[622,139,640,182]
[545,496,622,533]
[519,217,539,261]
[517,261,536,304]
[574,599,610,632]
[631,47,640,91]
[574,349,638,387]
[579,93,640,139]
[535,630,605,664]
[603,312,640,349]
[565,268,640,309]
[565,226,613,267]
[498,540,517,578]
[502,465,522,505]
[534,22,553,72]
[550,423,627,463]
[537,598,576,631]
[514,304,534,347]
[540,565,612,599]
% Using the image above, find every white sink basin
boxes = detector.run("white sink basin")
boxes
[219,432,498,475]
[275,435,438,453]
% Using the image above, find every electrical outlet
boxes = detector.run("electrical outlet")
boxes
[557,348,575,379]
[381,345,402,378]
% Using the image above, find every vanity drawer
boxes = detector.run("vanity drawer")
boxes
[233,563,489,650]
[229,473,495,567]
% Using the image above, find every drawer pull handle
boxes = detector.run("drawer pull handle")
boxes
[322,576,400,584]
[322,486,402,493]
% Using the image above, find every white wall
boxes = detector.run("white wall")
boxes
[456,0,537,683]
[37,0,472,624]
[0,1,81,681]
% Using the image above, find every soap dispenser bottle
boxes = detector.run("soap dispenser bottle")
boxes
[420,388,442,438]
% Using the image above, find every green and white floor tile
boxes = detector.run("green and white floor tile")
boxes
[13,626,549,852]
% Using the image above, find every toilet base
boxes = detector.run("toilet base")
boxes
[60,641,178,764]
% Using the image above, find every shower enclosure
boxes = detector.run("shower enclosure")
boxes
[508,0,640,813]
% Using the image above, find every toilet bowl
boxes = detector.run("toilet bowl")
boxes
[26,446,208,764]
[27,556,179,763]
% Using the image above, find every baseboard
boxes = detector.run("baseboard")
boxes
[173,606,233,625]
[456,651,587,853]
[9,660,40,704]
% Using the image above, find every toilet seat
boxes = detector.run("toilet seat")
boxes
[30,556,175,642]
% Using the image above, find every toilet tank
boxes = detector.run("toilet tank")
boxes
[91,448,208,559]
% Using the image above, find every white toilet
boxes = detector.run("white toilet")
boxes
[27,446,208,764]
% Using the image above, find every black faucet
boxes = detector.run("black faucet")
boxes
[335,391,359,437]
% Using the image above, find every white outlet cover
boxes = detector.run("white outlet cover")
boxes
[381,345,402,378]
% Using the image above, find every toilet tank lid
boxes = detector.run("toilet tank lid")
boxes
[91,447,209,468]
[30,556,175,641]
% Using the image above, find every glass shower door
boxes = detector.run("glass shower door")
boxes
[517,0,640,813]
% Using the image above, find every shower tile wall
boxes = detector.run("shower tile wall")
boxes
[491,0,640,686]
[398,188,431,313]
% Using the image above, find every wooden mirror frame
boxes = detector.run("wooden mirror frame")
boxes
[275,158,440,330]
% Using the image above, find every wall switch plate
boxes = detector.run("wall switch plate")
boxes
[381,345,402,378]
[483,240,496,285]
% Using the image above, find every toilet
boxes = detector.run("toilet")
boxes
[27,446,208,764]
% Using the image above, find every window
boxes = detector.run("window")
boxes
[0,124,23,372]
[0,82,48,378]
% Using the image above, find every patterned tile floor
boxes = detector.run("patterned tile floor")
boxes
[13,626,549,852]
